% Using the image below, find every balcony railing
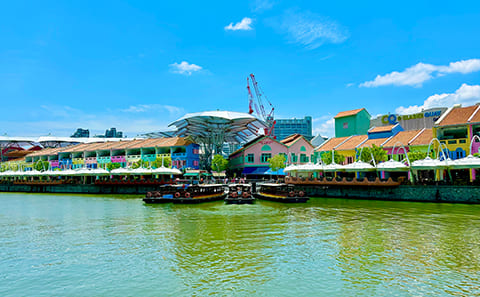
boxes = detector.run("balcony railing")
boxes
[172,152,186,158]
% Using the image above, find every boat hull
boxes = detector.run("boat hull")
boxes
[225,196,255,204]
[253,192,309,203]
[143,198,175,203]
[172,193,227,204]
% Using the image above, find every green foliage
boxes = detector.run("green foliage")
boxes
[358,144,387,164]
[269,154,286,172]
[321,151,345,165]
[131,159,149,169]
[106,162,121,171]
[34,160,49,171]
[152,156,172,168]
[211,154,228,172]
[408,150,428,162]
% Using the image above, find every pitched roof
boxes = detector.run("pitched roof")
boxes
[368,125,396,133]
[316,136,351,152]
[280,134,313,148]
[357,137,390,148]
[26,147,66,157]
[229,135,269,156]
[335,135,368,151]
[467,105,480,123]
[383,130,423,148]
[334,108,366,119]
[409,128,433,146]
[437,105,478,126]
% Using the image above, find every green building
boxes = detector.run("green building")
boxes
[334,108,371,138]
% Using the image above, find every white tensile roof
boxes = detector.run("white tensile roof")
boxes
[169,110,266,143]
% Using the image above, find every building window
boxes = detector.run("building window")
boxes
[246,154,254,163]
[300,146,306,152]
[300,154,309,162]
[347,156,353,164]
[291,153,297,163]
[261,153,272,163]
[343,122,348,129]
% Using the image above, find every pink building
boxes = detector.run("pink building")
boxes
[229,134,314,177]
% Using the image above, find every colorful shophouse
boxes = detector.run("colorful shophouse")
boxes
[21,137,200,171]
[229,134,314,177]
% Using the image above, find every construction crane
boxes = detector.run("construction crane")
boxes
[247,74,276,137]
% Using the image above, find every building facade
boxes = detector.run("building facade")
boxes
[273,116,312,141]
[370,107,447,131]
[229,134,315,177]
[3,137,201,172]
[334,108,371,138]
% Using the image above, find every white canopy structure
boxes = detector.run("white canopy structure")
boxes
[343,161,376,172]
[323,163,345,172]
[376,159,410,172]
[169,111,266,168]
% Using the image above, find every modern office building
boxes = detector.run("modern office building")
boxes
[273,116,312,141]
[71,128,90,138]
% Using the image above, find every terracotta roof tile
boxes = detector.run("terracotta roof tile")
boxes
[280,134,302,146]
[437,105,478,126]
[409,128,433,146]
[335,135,368,151]
[334,108,366,119]
[316,136,350,151]
[369,125,396,133]
[357,137,390,148]
[467,105,480,123]
[382,130,422,148]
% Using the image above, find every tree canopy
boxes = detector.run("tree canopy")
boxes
[358,144,387,164]
[269,154,286,172]
[320,151,345,165]
[211,154,228,172]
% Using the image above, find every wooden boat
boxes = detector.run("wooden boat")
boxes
[225,184,255,204]
[253,183,309,203]
[143,184,226,204]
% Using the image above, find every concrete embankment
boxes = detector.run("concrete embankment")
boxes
[1,183,479,204]
[294,184,480,204]
[0,184,157,195]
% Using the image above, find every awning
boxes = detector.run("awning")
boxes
[264,168,285,175]
[184,172,199,177]
[242,166,269,175]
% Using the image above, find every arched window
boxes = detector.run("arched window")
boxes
[261,145,272,151]
[300,146,306,152]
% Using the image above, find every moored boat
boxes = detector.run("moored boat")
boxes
[225,184,255,204]
[144,184,226,204]
[253,183,309,203]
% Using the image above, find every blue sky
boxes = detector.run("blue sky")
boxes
[1,0,480,137]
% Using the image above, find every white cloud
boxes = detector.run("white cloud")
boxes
[224,17,253,31]
[313,116,334,137]
[251,0,275,12]
[169,61,202,75]
[121,104,183,114]
[360,59,480,87]
[395,83,480,114]
[278,10,348,50]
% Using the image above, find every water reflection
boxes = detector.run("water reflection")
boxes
[1,193,480,296]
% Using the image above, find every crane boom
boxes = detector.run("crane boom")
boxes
[246,73,275,137]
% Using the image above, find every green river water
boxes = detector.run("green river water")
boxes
[1,193,479,296]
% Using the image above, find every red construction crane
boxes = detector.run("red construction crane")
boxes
[247,74,275,137]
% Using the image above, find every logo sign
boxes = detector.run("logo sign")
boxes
[381,111,442,125]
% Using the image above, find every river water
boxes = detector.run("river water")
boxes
[1,193,479,296]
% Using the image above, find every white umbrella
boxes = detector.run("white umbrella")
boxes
[376,159,410,172]
[343,161,375,172]
[322,163,345,172]
[169,168,182,175]
[450,155,480,169]
[110,167,133,175]
[130,167,153,175]
[411,157,449,170]
[151,166,173,175]
[284,164,298,173]
[88,168,110,176]
[295,163,324,172]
